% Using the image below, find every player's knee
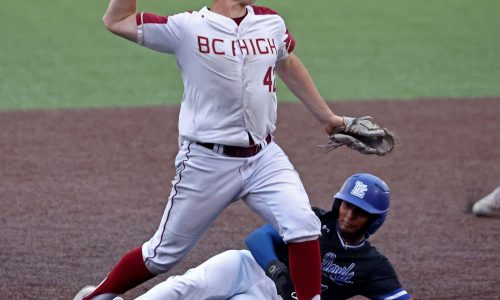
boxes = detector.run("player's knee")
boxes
[280,211,321,243]
[237,250,264,271]
[142,235,197,274]
[287,234,320,243]
[219,249,249,267]
[147,275,205,299]
[171,276,205,292]
[143,251,186,275]
[145,256,183,274]
[208,250,255,277]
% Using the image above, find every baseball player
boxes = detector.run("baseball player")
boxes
[125,173,412,300]
[74,1,354,299]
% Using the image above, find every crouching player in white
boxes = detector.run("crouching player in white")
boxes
[135,174,412,300]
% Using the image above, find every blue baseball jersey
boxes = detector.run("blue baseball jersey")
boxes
[247,208,411,300]
[312,208,411,300]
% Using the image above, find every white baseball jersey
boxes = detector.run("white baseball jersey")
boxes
[137,6,296,146]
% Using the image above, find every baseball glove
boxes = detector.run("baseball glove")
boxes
[321,116,395,156]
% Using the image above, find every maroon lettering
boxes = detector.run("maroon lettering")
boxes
[231,40,237,56]
[197,37,276,56]
[256,38,269,54]
[248,39,257,55]
[238,39,249,55]
[268,38,277,54]
[263,66,276,92]
[198,36,210,54]
[212,38,225,55]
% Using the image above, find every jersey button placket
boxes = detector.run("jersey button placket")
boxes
[236,27,249,133]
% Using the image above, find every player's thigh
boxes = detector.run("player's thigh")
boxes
[165,142,245,233]
[143,142,245,272]
[226,250,282,300]
[244,143,320,242]
[136,250,267,300]
[163,142,249,234]
[133,272,206,300]
[203,250,274,297]
[202,249,281,300]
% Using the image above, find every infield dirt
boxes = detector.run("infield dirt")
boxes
[1,98,499,299]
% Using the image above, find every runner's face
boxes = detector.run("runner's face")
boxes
[338,201,370,236]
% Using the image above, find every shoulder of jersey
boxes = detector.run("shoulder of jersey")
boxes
[138,10,194,24]
[251,5,280,16]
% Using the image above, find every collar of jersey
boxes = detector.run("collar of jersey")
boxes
[201,6,253,25]
[335,222,366,249]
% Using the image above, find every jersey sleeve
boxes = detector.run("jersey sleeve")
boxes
[364,258,412,300]
[251,5,295,61]
[136,11,190,54]
[374,287,412,300]
[312,206,328,217]
[277,27,296,61]
[245,224,287,269]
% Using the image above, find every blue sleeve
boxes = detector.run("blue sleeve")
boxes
[374,288,412,300]
[366,257,412,300]
[245,224,286,269]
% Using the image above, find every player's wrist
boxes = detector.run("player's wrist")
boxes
[265,259,289,280]
[265,260,295,300]
[342,116,355,128]
[323,115,345,135]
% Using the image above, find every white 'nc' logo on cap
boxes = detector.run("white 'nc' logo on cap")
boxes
[351,181,368,198]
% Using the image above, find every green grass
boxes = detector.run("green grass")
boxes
[1,0,499,110]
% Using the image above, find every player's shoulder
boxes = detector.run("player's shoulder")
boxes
[249,5,286,23]
[138,10,194,25]
[363,241,393,265]
[363,240,380,253]
[248,6,289,33]
[313,206,336,221]
[250,5,280,16]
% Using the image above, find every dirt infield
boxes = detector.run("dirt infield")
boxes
[1,98,499,300]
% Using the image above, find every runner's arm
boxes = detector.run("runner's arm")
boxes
[245,224,286,269]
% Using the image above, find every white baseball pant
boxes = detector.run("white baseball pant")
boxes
[135,249,282,300]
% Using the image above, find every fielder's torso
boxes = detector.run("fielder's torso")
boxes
[138,6,293,146]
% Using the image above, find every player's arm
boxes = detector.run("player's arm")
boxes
[275,53,344,135]
[245,224,285,269]
[365,258,413,300]
[103,0,138,42]
[245,225,295,300]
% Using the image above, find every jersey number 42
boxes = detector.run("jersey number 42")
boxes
[263,66,276,92]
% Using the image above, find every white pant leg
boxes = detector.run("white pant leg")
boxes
[243,142,321,242]
[142,142,248,274]
[135,250,281,300]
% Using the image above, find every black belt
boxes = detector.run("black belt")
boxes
[198,134,272,158]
